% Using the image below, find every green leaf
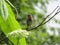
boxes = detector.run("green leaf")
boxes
[0,1,21,45]
[19,38,26,45]
[0,0,8,20]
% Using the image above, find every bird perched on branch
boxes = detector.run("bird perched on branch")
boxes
[26,15,32,30]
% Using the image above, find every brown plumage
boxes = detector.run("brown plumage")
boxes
[26,15,32,30]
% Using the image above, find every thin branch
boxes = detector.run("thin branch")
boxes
[41,7,60,25]
[6,0,18,16]
[56,7,60,12]
[45,6,59,19]
[41,11,60,26]
[38,6,59,25]
[27,6,60,31]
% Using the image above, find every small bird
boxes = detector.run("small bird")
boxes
[26,15,32,30]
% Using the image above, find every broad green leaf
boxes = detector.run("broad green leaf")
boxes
[0,1,21,44]
[0,0,8,20]
[19,38,26,45]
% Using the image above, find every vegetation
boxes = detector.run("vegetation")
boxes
[0,0,60,45]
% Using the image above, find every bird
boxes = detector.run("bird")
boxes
[26,15,32,30]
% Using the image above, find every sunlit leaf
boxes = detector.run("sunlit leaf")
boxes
[19,38,26,45]
[0,1,21,45]
[0,0,8,20]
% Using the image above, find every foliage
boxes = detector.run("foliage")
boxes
[0,0,60,45]
[0,0,24,45]
[9,0,48,31]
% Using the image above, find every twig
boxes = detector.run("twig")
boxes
[6,0,18,16]
[38,6,59,25]
[27,6,60,31]
[41,8,60,25]
[41,11,60,26]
